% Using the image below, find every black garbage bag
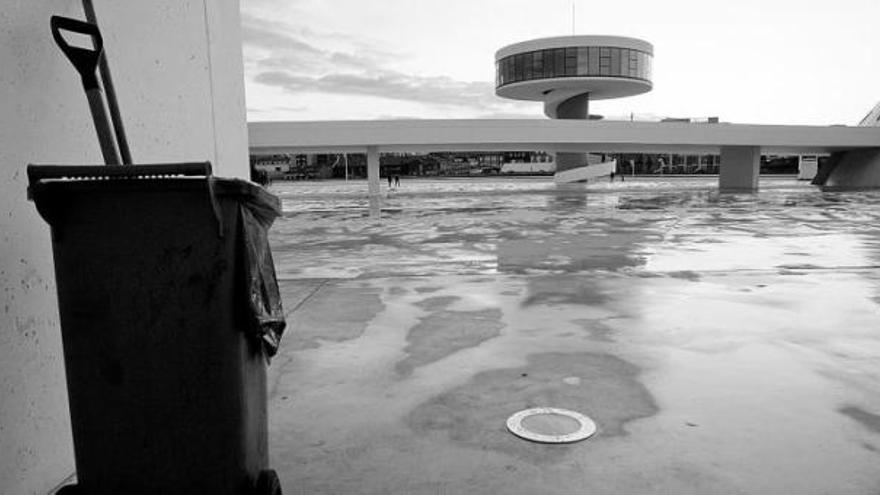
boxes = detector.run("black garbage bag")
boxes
[236,187,286,358]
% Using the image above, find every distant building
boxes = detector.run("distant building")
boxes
[250,150,743,178]
[251,154,290,179]
[501,161,555,174]
[798,155,819,180]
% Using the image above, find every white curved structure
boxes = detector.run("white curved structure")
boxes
[495,36,653,119]
[496,35,654,178]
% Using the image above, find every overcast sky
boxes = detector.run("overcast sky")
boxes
[241,0,880,125]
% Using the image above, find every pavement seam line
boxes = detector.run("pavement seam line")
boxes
[286,279,330,316]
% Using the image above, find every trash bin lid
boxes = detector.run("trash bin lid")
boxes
[27,163,281,225]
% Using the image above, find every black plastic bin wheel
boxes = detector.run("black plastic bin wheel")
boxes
[56,484,82,495]
[255,470,281,495]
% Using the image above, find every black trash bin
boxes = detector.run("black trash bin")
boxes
[28,163,285,495]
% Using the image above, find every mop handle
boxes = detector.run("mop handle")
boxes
[50,15,121,166]
[82,0,133,165]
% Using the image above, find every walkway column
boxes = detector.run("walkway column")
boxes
[720,146,761,191]
[367,146,380,196]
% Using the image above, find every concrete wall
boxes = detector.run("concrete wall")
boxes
[0,2,248,493]
[825,101,880,186]
[826,149,880,188]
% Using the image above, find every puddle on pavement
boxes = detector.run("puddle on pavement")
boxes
[405,352,657,462]
[396,307,504,376]
[838,405,880,434]
[269,179,880,280]
[413,295,459,311]
[522,275,611,307]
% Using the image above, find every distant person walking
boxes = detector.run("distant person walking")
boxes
[255,169,270,187]
[394,175,400,187]
[609,171,616,182]
[387,175,392,187]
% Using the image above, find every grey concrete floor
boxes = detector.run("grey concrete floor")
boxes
[267,178,880,494]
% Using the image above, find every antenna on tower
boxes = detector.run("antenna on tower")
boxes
[571,2,576,34]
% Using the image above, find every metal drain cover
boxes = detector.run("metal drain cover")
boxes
[506,407,597,444]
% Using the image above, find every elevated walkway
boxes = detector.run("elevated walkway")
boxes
[250,119,880,155]
[249,119,880,191]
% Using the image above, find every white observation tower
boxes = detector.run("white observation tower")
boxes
[495,35,653,174]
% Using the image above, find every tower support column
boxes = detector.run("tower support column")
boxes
[719,146,761,191]
[553,92,591,175]
[555,152,588,172]
[367,146,380,196]
[555,93,590,119]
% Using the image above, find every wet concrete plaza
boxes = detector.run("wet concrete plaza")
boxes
[266,177,880,494]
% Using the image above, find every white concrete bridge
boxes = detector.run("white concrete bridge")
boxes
[248,119,880,192]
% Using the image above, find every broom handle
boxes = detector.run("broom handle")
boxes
[82,0,132,165]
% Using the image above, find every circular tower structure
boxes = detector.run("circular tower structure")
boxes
[495,36,653,172]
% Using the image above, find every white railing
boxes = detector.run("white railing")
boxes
[554,160,617,183]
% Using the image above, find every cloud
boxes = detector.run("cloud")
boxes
[251,68,526,117]
[251,71,310,90]
[240,10,520,118]
[240,15,322,55]
[255,69,485,103]
[248,104,309,114]
[241,13,394,74]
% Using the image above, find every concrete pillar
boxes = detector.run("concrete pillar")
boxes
[720,146,761,191]
[824,149,880,187]
[368,195,381,219]
[1,2,250,493]
[367,146,380,195]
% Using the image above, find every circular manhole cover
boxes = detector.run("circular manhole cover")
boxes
[506,407,597,444]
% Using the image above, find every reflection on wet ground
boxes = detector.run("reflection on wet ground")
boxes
[270,177,880,279]
[267,177,880,494]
